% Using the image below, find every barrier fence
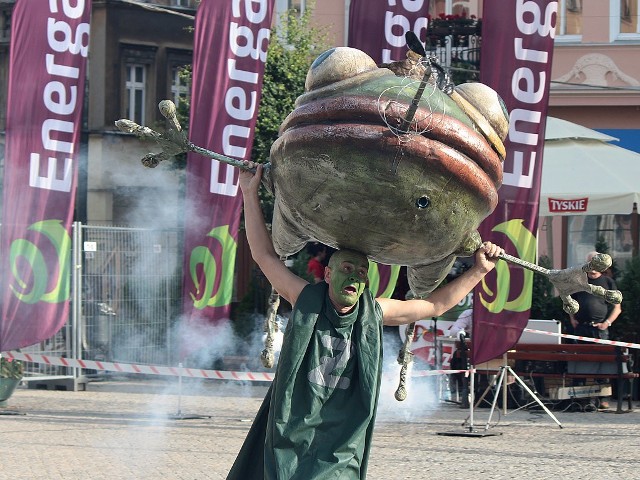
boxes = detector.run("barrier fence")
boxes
[523,328,640,349]
[10,223,184,384]
[6,350,473,381]
[3,222,637,388]
[7,327,639,385]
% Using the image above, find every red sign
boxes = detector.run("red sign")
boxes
[0,0,91,351]
[548,197,588,213]
[409,323,457,367]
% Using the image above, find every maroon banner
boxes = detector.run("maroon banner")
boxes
[472,0,557,364]
[0,0,91,352]
[182,0,274,325]
[348,0,430,64]
[348,0,429,296]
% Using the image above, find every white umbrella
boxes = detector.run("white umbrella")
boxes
[544,116,617,141]
[539,118,640,216]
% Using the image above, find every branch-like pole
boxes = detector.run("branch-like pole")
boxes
[395,322,416,401]
[498,251,622,314]
[261,286,281,369]
[115,100,266,171]
[115,100,273,191]
[397,53,432,133]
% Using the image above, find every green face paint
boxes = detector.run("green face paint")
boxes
[327,250,369,309]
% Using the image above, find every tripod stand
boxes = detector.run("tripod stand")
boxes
[437,334,502,437]
[472,356,563,430]
[168,363,211,421]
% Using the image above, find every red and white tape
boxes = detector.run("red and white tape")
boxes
[411,368,472,377]
[9,328,636,385]
[5,351,474,381]
[6,351,275,382]
[523,328,640,350]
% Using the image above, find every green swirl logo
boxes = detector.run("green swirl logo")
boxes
[367,262,401,298]
[189,225,237,309]
[479,219,535,313]
[10,219,71,304]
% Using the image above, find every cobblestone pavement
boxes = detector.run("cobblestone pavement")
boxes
[1,377,640,480]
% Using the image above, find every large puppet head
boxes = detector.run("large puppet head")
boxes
[116,45,509,300]
[268,46,509,297]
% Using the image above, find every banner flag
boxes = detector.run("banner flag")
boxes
[182,0,274,324]
[0,0,91,352]
[472,0,557,364]
[368,263,401,298]
[348,0,430,65]
[348,0,430,296]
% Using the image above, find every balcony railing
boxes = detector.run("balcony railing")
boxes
[425,21,482,84]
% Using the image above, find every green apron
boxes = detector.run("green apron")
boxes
[227,282,383,480]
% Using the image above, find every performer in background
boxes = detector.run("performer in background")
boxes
[227,161,504,479]
[568,251,622,410]
[569,251,622,341]
[306,242,328,283]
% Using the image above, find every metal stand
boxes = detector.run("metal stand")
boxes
[0,409,25,416]
[437,363,502,437]
[437,335,501,437]
[168,363,211,421]
[472,360,563,430]
[431,317,446,402]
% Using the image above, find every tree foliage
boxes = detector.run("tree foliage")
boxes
[616,255,640,340]
[529,255,565,320]
[595,235,621,278]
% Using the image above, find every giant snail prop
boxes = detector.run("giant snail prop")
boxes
[116,32,621,401]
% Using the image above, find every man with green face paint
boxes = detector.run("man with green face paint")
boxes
[325,249,369,308]
[228,162,504,480]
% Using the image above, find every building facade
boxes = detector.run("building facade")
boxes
[85,0,196,229]
[542,0,640,269]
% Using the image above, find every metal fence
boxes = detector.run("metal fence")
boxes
[20,222,184,384]
[427,30,481,84]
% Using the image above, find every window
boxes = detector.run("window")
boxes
[1,8,12,42]
[567,215,635,272]
[121,44,156,126]
[620,0,639,34]
[275,0,305,22]
[289,0,305,15]
[170,66,190,108]
[557,0,582,37]
[428,0,474,18]
[274,0,308,44]
[125,64,146,125]
[167,49,192,110]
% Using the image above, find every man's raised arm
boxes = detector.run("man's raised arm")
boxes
[378,242,504,326]
[239,162,308,306]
